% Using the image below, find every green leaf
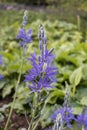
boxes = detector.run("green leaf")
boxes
[80,96,87,105]
[13,101,24,113]
[46,88,64,104]
[2,84,13,98]
[69,67,82,94]
[73,107,82,115]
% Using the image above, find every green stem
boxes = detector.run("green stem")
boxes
[28,92,38,130]
[28,92,48,130]
[25,112,30,126]
[31,118,40,130]
[28,118,34,130]
[4,51,24,130]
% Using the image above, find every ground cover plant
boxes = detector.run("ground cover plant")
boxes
[0,9,87,130]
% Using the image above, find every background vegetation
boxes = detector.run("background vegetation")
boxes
[0,0,87,129]
[1,0,87,39]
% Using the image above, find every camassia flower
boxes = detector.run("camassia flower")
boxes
[77,106,87,130]
[17,10,32,47]
[51,107,75,129]
[51,84,75,129]
[25,25,58,92]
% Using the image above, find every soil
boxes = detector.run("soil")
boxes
[0,112,28,130]
[0,96,28,130]
[0,96,47,130]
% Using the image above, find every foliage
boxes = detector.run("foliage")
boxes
[0,10,87,128]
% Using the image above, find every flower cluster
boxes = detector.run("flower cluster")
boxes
[17,10,32,47]
[51,107,75,129]
[51,85,75,129]
[77,106,87,130]
[25,25,58,92]
[17,28,32,47]
[25,50,57,92]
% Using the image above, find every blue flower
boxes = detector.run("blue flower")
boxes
[25,25,57,92]
[17,28,32,47]
[77,107,87,130]
[77,114,87,130]
[25,50,58,92]
[51,107,75,129]
[17,11,32,47]
[51,84,75,129]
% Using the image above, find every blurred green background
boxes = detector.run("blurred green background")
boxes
[0,0,87,129]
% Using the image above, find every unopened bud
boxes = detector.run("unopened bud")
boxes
[53,113,63,130]
[22,10,28,27]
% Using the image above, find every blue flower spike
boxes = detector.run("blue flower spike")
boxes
[51,83,75,129]
[25,25,58,92]
[17,10,32,47]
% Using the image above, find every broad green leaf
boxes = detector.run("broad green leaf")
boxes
[69,67,82,94]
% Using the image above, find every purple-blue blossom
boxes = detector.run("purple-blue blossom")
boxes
[25,25,58,92]
[51,84,75,129]
[51,107,75,129]
[77,114,87,130]
[17,28,32,46]
[25,49,58,92]
[77,106,87,130]
[17,10,32,47]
